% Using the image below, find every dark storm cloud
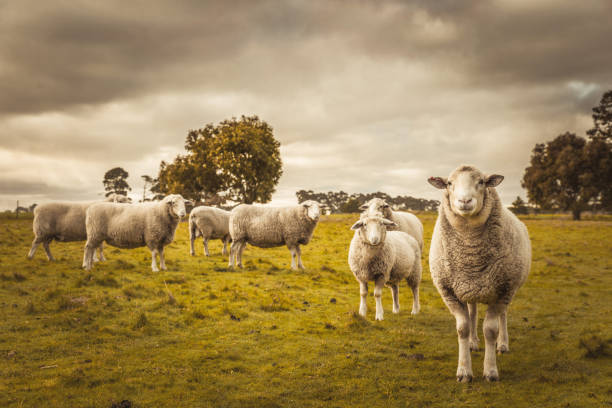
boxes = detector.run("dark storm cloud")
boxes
[3,0,610,116]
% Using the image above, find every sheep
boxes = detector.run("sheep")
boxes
[27,194,131,261]
[82,194,187,272]
[189,206,231,256]
[228,200,321,270]
[427,165,531,383]
[348,215,421,321]
[359,198,424,250]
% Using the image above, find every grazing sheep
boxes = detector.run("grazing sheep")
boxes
[27,194,131,261]
[428,165,531,382]
[189,206,231,256]
[228,201,320,270]
[360,198,424,250]
[348,216,421,321]
[83,194,187,272]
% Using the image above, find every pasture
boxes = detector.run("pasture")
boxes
[1,212,611,407]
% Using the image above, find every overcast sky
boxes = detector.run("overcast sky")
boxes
[1,0,611,209]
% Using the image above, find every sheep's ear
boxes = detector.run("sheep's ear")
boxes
[428,177,448,189]
[350,220,364,230]
[382,219,397,228]
[382,203,390,209]
[486,174,504,187]
[358,203,368,211]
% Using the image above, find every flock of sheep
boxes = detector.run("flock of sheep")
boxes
[26,165,531,383]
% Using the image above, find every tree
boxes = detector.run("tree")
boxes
[157,115,282,204]
[587,90,612,142]
[103,167,131,197]
[509,196,528,215]
[522,133,594,220]
[340,197,361,213]
[586,90,612,210]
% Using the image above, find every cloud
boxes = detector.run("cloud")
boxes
[0,0,611,209]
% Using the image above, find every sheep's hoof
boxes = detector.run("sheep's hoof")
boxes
[497,344,509,354]
[392,308,400,314]
[375,314,384,321]
[190,252,195,256]
[470,339,480,351]
[411,308,420,315]
[456,370,473,383]
[484,374,499,382]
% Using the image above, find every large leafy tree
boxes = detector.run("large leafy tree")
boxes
[586,90,612,210]
[587,90,612,142]
[157,115,282,204]
[103,167,131,197]
[522,133,594,220]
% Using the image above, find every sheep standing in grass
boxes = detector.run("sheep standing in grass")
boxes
[348,216,421,321]
[189,206,231,256]
[228,201,320,270]
[360,198,424,250]
[83,194,187,272]
[428,165,531,382]
[27,193,131,261]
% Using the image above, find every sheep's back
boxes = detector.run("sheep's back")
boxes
[390,211,424,250]
[191,207,230,238]
[231,206,284,247]
[34,202,91,241]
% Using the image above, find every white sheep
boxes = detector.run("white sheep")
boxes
[27,193,131,261]
[428,165,531,382]
[83,194,187,272]
[189,206,231,256]
[348,215,421,321]
[228,201,320,270]
[360,198,424,250]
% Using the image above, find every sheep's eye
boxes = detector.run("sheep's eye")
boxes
[447,181,452,186]
[478,180,484,185]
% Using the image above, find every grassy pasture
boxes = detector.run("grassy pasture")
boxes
[0,212,611,407]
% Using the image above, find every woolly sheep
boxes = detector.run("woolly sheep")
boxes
[228,201,321,270]
[359,198,424,250]
[27,193,131,261]
[82,194,187,272]
[348,215,421,321]
[428,165,531,382]
[189,206,231,256]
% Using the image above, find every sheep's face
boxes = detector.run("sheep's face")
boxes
[359,198,392,218]
[350,216,397,246]
[164,194,187,219]
[428,165,503,218]
[301,200,321,221]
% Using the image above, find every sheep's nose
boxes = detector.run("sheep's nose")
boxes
[459,198,473,205]
[369,236,380,245]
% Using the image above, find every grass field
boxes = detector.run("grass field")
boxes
[1,212,611,407]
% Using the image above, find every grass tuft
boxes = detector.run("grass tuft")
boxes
[579,335,612,358]
[133,311,148,329]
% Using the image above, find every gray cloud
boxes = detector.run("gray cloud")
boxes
[0,0,611,209]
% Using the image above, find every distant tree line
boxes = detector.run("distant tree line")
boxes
[295,190,439,213]
[522,90,612,220]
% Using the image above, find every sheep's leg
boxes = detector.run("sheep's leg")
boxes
[222,236,229,256]
[150,248,159,272]
[410,282,420,315]
[483,303,506,381]
[390,283,400,314]
[468,303,480,351]
[203,238,210,257]
[288,246,297,270]
[497,309,509,353]
[444,300,472,382]
[82,240,97,270]
[236,241,246,268]
[189,232,196,256]
[43,241,55,261]
[158,246,167,271]
[97,243,106,262]
[228,241,238,268]
[296,245,305,269]
[374,277,385,321]
[359,281,368,317]
[27,238,42,259]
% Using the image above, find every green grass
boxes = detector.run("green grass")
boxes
[0,213,611,407]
